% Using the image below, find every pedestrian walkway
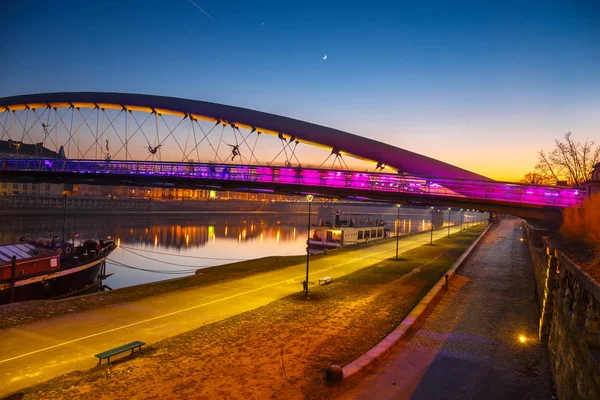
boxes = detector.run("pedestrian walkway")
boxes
[341,218,555,400]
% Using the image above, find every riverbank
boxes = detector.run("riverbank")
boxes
[0,235,415,329]
[17,226,486,399]
[0,254,308,329]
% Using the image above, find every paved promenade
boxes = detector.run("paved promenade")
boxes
[0,225,468,397]
[341,218,555,400]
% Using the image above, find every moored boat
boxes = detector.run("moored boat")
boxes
[0,236,116,304]
[309,207,387,250]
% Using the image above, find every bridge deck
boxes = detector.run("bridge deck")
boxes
[0,159,583,209]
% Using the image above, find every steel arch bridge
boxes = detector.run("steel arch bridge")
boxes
[0,92,584,222]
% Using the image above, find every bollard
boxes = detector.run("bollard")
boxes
[444,274,449,291]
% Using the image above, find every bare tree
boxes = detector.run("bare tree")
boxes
[533,132,600,187]
[520,172,555,186]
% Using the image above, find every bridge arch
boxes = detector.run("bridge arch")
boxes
[0,92,489,181]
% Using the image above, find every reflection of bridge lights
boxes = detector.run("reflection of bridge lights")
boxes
[242,228,247,240]
[117,238,121,247]
[185,234,189,246]
[154,235,158,247]
[260,232,263,244]
[145,228,148,233]
[130,228,134,234]
[224,226,228,237]
[293,227,296,239]
[238,233,241,243]
[277,230,280,244]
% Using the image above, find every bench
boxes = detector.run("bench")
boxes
[95,341,146,365]
[319,276,333,285]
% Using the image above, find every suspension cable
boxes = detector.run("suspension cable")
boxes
[107,259,196,274]
[119,245,246,263]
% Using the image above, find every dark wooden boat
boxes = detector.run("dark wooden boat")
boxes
[0,236,116,304]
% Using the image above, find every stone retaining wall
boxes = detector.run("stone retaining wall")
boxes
[525,223,600,400]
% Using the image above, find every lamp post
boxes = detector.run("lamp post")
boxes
[430,206,434,245]
[447,207,451,238]
[460,209,463,232]
[305,194,313,298]
[396,204,401,260]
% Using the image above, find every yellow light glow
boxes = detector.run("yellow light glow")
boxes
[224,226,228,237]
[117,238,121,247]
[519,335,527,343]
[154,235,158,248]
[185,234,189,246]
[260,232,263,244]
[277,230,280,244]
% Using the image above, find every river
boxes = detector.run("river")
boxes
[0,205,484,289]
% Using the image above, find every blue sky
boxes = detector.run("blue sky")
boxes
[1,0,599,180]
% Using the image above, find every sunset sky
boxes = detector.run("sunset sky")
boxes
[1,0,598,181]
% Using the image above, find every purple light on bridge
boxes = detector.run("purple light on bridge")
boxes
[279,167,297,184]
[2,158,586,208]
[324,171,346,187]
[301,169,321,185]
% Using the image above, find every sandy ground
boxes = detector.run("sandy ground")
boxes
[19,228,485,399]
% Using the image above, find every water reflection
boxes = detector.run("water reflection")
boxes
[0,207,474,290]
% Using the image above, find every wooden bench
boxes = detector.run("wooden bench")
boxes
[95,341,146,365]
[319,276,333,285]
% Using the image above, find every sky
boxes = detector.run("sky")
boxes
[1,0,599,181]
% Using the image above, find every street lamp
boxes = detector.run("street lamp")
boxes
[305,194,314,298]
[430,206,434,245]
[396,204,401,260]
[447,208,451,238]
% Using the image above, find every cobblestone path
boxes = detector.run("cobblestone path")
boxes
[341,218,555,400]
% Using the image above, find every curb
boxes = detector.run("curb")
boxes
[340,223,494,381]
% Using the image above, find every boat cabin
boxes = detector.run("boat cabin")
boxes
[0,243,60,281]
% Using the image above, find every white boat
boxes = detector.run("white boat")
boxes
[309,207,386,249]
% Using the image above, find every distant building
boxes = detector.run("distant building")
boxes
[0,139,65,159]
[1,140,64,196]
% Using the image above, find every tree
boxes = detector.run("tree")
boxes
[520,172,555,186]
[532,132,600,187]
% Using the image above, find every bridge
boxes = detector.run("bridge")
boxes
[0,92,584,222]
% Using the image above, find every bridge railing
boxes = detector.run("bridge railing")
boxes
[2,159,584,208]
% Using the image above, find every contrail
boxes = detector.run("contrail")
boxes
[185,0,216,22]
